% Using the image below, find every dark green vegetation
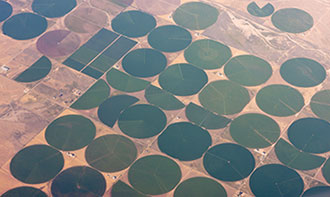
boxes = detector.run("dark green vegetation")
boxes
[203,143,255,181]
[63,28,119,71]
[111,10,156,37]
[158,63,208,96]
[144,85,185,110]
[275,139,325,170]
[98,95,139,127]
[118,104,166,138]
[51,166,106,197]
[271,8,314,33]
[256,85,304,116]
[32,0,76,18]
[249,164,304,197]
[230,113,280,148]
[311,90,330,122]
[247,2,274,17]
[111,181,147,197]
[280,58,326,87]
[173,2,219,30]
[288,118,330,154]
[174,177,227,197]
[185,103,230,130]
[2,187,47,197]
[158,122,212,161]
[199,80,250,115]
[71,80,110,110]
[184,39,232,70]
[110,0,133,7]
[303,186,330,197]
[85,134,137,172]
[322,158,330,184]
[84,36,137,78]
[122,48,167,78]
[128,155,181,195]
[106,68,150,92]
[2,13,47,40]
[0,1,12,22]
[224,55,272,86]
[14,56,51,83]
[148,25,192,52]
[10,145,64,184]
[45,115,96,151]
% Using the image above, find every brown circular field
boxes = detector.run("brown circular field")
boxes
[135,0,181,15]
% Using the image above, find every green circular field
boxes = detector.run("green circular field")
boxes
[173,2,219,30]
[0,1,12,22]
[122,48,167,78]
[203,143,255,181]
[322,158,330,184]
[85,134,137,172]
[158,63,208,96]
[184,39,232,70]
[2,13,47,40]
[32,0,76,18]
[10,145,64,184]
[224,55,272,86]
[118,104,167,138]
[199,80,250,115]
[174,177,227,197]
[311,90,330,122]
[148,25,192,52]
[2,187,47,197]
[128,155,181,195]
[280,58,326,87]
[303,186,330,197]
[158,122,212,161]
[111,180,146,197]
[288,118,330,154]
[98,95,139,128]
[45,115,96,151]
[247,2,274,17]
[112,10,156,38]
[256,85,304,117]
[249,164,304,197]
[271,8,314,33]
[51,166,106,197]
[230,113,280,148]
[15,56,52,83]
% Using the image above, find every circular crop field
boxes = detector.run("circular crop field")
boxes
[173,2,219,30]
[249,164,304,197]
[122,48,167,78]
[148,25,192,52]
[199,80,250,115]
[311,90,330,122]
[118,104,167,138]
[247,2,274,17]
[303,186,330,197]
[128,155,181,195]
[112,10,156,38]
[32,0,76,18]
[10,145,64,184]
[51,166,106,197]
[159,63,208,96]
[37,30,80,58]
[45,115,96,151]
[85,134,137,172]
[271,8,313,33]
[3,13,47,40]
[15,56,52,83]
[280,58,326,87]
[158,122,212,161]
[203,143,255,181]
[224,55,272,86]
[174,177,227,197]
[256,85,304,117]
[288,118,330,154]
[184,39,232,70]
[0,1,12,22]
[322,158,330,184]
[230,113,280,148]
[2,187,47,197]
[135,0,180,15]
